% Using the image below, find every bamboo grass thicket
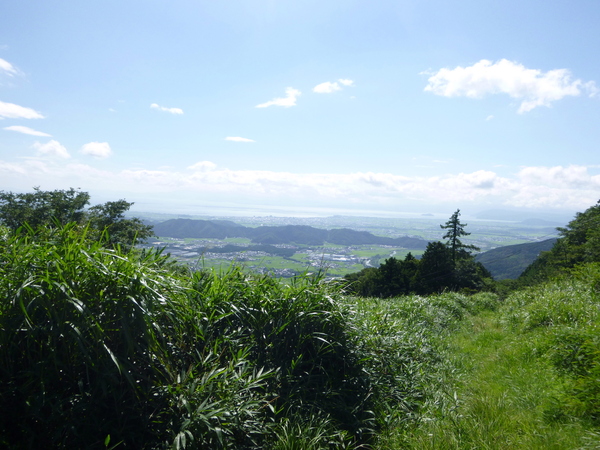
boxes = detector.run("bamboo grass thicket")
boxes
[0,224,501,448]
[0,225,426,448]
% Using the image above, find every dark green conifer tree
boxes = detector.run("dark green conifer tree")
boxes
[440,209,480,264]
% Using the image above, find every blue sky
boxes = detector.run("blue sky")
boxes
[1,0,599,217]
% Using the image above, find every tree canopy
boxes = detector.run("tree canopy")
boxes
[519,199,600,285]
[0,188,154,249]
[344,210,491,296]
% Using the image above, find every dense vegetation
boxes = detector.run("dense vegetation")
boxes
[1,189,600,448]
[0,223,480,449]
[518,199,600,285]
[384,263,600,449]
[344,210,492,296]
[0,187,154,250]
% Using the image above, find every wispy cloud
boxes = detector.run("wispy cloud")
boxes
[4,125,51,136]
[0,100,44,119]
[0,58,18,77]
[256,87,301,108]
[424,59,597,113]
[33,140,70,158]
[313,78,355,94]
[81,141,112,159]
[225,136,255,143]
[150,103,184,114]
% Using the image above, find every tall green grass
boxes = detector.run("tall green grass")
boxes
[0,225,183,448]
[392,263,600,449]
[1,225,451,449]
[7,223,598,448]
[502,263,600,426]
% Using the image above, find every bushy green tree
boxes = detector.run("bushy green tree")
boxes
[344,267,382,297]
[0,187,90,230]
[416,241,455,294]
[87,199,154,249]
[519,199,600,285]
[556,199,600,265]
[344,253,420,298]
[0,188,153,249]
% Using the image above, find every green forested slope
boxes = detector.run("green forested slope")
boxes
[475,238,557,279]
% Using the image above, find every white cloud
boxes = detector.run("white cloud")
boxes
[485,115,494,121]
[0,58,18,76]
[33,140,70,158]
[0,100,44,119]
[424,59,597,113]
[510,165,600,208]
[256,87,301,108]
[313,78,355,93]
[313,82,342,94]
[150,103,184,114]
[3,125,51,136]
[225,136,255,143]
[81,141,112,159]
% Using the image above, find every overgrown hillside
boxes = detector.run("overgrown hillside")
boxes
[386,263,600,449]
[518,199,600,285]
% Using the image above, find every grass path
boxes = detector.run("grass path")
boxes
[381,311,599,449]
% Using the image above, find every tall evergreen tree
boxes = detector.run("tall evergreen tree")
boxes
[440,209,479,264]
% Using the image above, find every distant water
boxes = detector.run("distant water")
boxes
[131,200,443,219]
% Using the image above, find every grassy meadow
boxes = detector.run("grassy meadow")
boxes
[1,225,599,448]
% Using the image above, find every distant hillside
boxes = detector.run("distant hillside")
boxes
[152,219,245,239]
[153,219,429,249]
[475,238,557,280]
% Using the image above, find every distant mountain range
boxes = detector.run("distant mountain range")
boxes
[152,218,430,249]
[475,238,557,280]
